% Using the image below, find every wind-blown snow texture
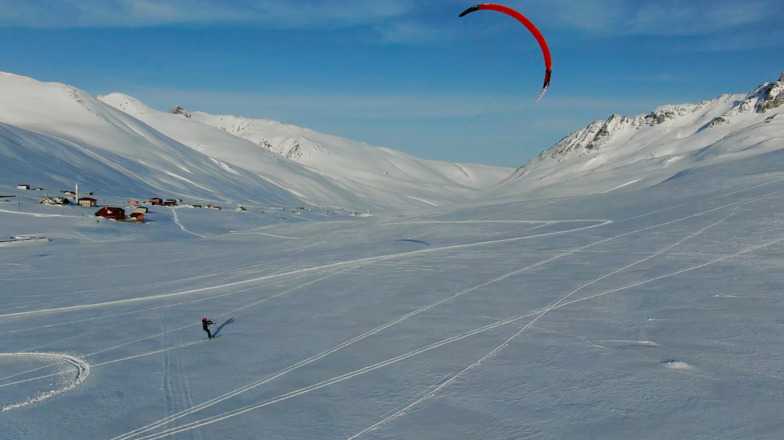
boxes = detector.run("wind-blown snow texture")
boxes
[2,71,784,439]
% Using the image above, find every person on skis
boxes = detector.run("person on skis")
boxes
[202,317,214,339]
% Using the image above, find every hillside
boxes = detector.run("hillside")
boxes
[5,71,782,213]
[98,93,513,211]
[0,71,514,213]
[0,72,303,208]
[493,73,784,200]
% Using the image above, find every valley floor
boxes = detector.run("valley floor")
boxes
[2,163,784,439]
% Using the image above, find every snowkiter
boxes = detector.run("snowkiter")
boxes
[202,317,214,339]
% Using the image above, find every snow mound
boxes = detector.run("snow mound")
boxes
[661,360,693,371]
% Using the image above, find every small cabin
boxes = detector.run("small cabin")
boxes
[129,212,145,223]
[17,184,30,190]
[95,206,126,221]
[164,199,178,206]
[40,196,70,206]
[78,197,97,207]
[149,197,163,206]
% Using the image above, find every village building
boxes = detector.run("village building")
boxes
[133,206,148,214]
[78,197,97,207]
[149,197,163,206]
[95,206,125,221]
[129,212,145,222]
[17,184,30,190]
[39,196,70,206]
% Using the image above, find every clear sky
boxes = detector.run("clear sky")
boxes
[1,0,783,167]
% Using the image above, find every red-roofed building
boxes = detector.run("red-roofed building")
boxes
[130,212,145,222]
[95,206,126,221]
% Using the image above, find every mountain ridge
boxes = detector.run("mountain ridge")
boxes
[493,72,784,200]
[2,70,783,211]
[0,72,513,213]
[97,91,514,211]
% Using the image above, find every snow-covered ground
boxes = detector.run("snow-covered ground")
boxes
[3,146,784,438]
[2,72,784,439]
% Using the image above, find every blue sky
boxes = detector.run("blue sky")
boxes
[1,0,783,167]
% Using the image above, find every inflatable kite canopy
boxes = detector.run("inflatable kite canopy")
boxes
[459,3,552,102]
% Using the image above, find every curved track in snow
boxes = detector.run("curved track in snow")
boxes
[0,352,90,412]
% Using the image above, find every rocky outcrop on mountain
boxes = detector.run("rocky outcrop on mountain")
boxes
[170,105,191,118]
[753,73,784,113]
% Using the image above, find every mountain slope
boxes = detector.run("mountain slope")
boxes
[98,94,514,211]
[494,73,784,200]
[4,70,783,212]
[0,72,514,212]
[0,72,303,207]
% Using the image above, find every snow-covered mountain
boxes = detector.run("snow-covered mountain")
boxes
[0,72,305,208]
[3,70,783,212]
[98,93,511,211]
[0,72,513,213]
[496,73,784,200]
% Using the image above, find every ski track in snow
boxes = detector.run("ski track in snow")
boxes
[103,183,784,440]
[0,219,611,321]
[225,231,299,239]
[170,208,207,238]
[603,179,641,193]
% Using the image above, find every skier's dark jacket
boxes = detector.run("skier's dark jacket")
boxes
[202,318,213,330]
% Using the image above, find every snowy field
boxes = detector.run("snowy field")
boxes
[3,146,784,439]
